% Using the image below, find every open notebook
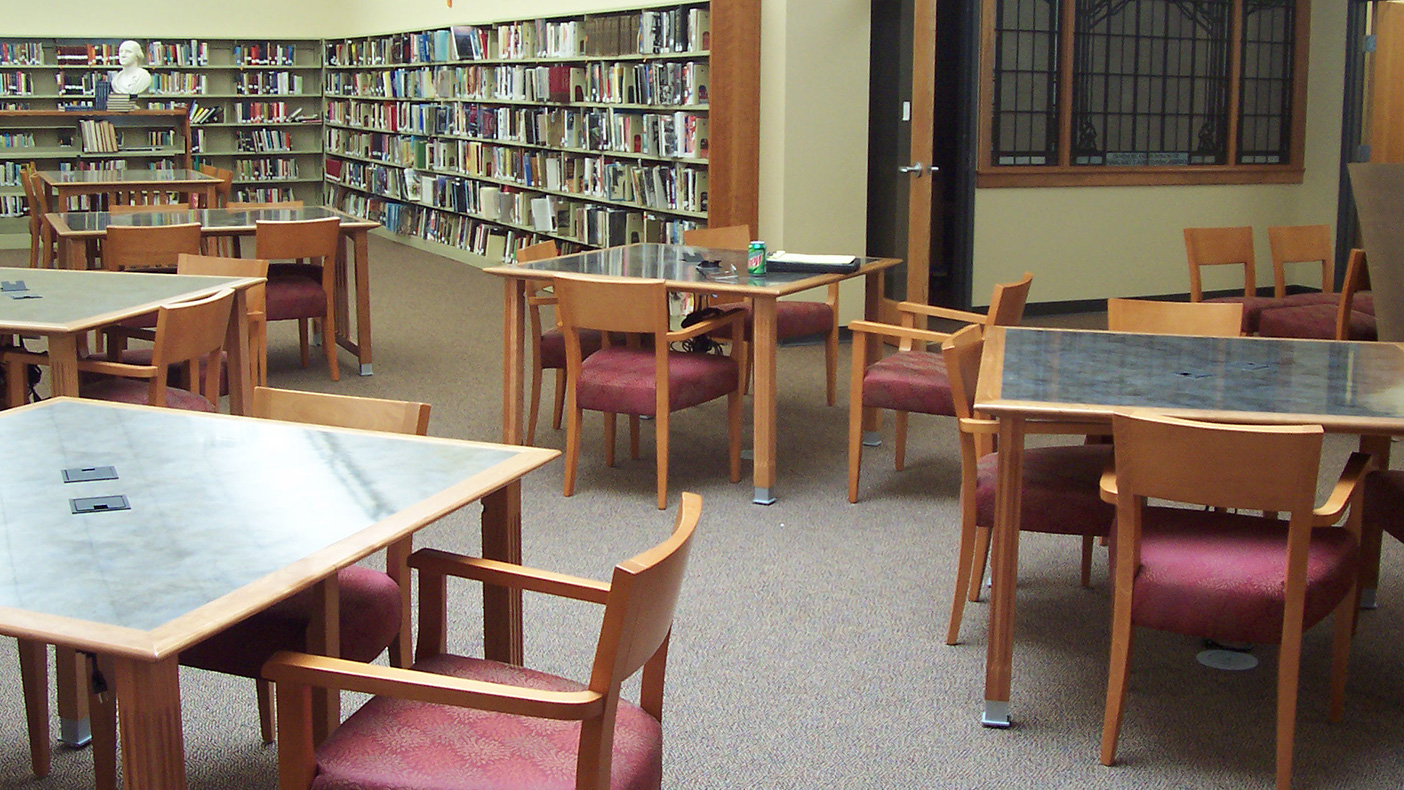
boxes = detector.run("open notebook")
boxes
[765,251,860,274]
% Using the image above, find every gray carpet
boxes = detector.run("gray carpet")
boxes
[2,237,1404,788]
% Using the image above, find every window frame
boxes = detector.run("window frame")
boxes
[976,0,1311,188]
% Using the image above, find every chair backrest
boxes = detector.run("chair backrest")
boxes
[514,239,558,263]
[682,224,751,250]
[1337,248,1370,341]
[554,273,669,338]
[255,216,342,262]
[177,253,269,314]
[1267,224,1334,298]
[1105,298,1243,337]
[108,203,193,214]
[1184,226,1256,301]
[251,386,431,435]
[941,324,984,423]
[226,200,304,210]
[150,287,236,404]
[198,163,234,207]
[983,272,1034,328]
[103,222,203,271]
[21,167,40,232]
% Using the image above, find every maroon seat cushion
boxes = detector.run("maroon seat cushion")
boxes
[577,347,738,416]
[1364,469,1404,545]
[1275,291,1339,308]
[709,300,835,342]
[538,329,604,370]
[311,653,663,790]
[1114,508,1358,645]
[1351,292,1374,315]
[862,350,954,416]
[1257,303,1376,341]
[1203,295,1277,334]
[181,566,399,679]
[975,444,1115,536]
[266,274,327,322]
[80,377,217,412]
[268,261,325,281]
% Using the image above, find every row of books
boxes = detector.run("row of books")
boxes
[149,72,208,96]
[0,43,43,66]
[325,133,707,213]
[237,128,295,152]
[232,42,298,66]
[235,157,299,180]
[327,100,708,161]
[0,194,26,218]
[235,72,306,96]
[78,119,120,153]
[0,161,26,187]
[322,7,709,67]
[0,71,33,96]
[0,132,35,149]
[323,60,707,108]
[234,185,295,201]
[145,40,209,67]
[233,101,296,123]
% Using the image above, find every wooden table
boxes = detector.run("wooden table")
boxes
[973,326,1404,727]
[0,267,261,414]
[487,243,900,504]
[47,206,379,376]
[36,168,219,211]
[0,398,557,789]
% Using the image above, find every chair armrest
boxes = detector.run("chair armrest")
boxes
[409,548,611,605]
[666,307,744,343]
[74,359,158,378]
[262,651,604,721]
[1100,465,1118,504]
[2,349,48,366]
[527,294,557,308]
[897,301,987,325]
[1314,451,1372,527]
[102,325,156,343]
[847,319,952,347]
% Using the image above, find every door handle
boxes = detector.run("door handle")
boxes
[898,162,938,177]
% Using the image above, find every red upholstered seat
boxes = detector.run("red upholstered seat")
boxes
[708,299,836,341]
[1202,294,1276,334]
[578,347,740,416]
[1276,291,1339,308]
[1364,469,1404,545]
[266,273,328,322]
[1257,302,1377,340]
[861,350,955,416]
[80,376,217,412]
[538,328,603,370]
[181,566,400,679]
[310,654,663,790]
[974,445,1115,537]
[1113,508,1358,645]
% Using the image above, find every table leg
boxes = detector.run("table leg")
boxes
[1357,433,1392,608]
[352,229,372,375]
[224,288,253,416]
[386,536,413,668]
[17,639,49,776]
[306,573,341,745]
[984,415,1026,727]
[55,646,90,746]
[502,279,526,445]
[860,269,885,436]
[751,295,778,505]
[112,654,185,790]
[481,482,524,665]
[48,334,80,399]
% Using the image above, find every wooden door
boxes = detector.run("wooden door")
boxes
[1371,1,1404,162]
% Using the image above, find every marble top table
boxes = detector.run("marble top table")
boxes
[487,243,901,504]
[47,206,380,376]
[0,267,262,413]
[972,326,1404,728]
[0,398,557,789]
[36,168,219,210]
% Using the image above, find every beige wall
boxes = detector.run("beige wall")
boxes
[6,1,329,37]
[971,1,1348,303]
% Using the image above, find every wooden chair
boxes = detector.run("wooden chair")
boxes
[941,324,1113,644]
[1099,412,1367,790]
[255,216,343,380]
[1257,225,1375,339]
[555,273,743,509]
[100,221,203,272]
[263,492,702,790]
[23,168,56,269]
[1184,226,1275,334]
[515,239,604,444]
[225,199,304,256]
[1105,298,1244,336]
[683,225,843,405]
[106,202,193,214]
[1337,248,1374,341]
[177,253,271,387]
[198,162,234,208]
[846,273,1033,502]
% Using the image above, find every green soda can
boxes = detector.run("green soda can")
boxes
[747,240,767,275]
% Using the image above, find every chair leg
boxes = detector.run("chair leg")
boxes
[968,525,992,602]
[298,319,310,368]
[1100,598,1136,767]
[1275,620,1307,790]
[629,415,641,460]
[847,336,867,503]
[655,409,670,510]
[527,362,545,445]
[728,389,743,483]
[946,506,981,645]
[89,654,117,790]
[737,339,752,395]
[825,322,839,406]
[894,411,909,471]
[17,639,49,779]
[563,405,581,497]
[1080,534,1096,588]
[322,306,339,382]
[551,369,566,430]
[604,412,617,467]
[257,678,276,744]
[1328,589,1355,722]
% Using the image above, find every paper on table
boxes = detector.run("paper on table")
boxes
[768,250,858,265]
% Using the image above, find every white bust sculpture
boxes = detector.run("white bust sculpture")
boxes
[109,40,152,95]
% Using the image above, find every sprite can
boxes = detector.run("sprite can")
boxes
[747,241,767,275]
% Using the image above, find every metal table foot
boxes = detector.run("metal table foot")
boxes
[60,717,91,748]
[752,487,776,505]
[862,430,882,447]
[359,363,373,376]
[982,700,1011,728]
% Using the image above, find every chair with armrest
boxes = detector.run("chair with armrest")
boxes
[940,325,1114,644]
[198,162,234,208]
[100,221,203,272]
[1184,226,1276,334]
[683,225,843,405]
[224,200,305,256]
[556,273,743,509]
[1258,225,1376,339]
[263,491,701,790]
[846,273,1033,503]
[255,215,343,380]
[106,202,192,214]
[1336,248,1375,341]
[1105,298,1244,336]
[515,239,604,445]
[1099,412,1366,790]
[21,165,54,269]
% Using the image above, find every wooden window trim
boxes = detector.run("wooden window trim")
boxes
[976,0,1311,189]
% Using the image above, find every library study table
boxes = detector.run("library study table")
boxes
[0,398,557,790]
[973,326,1404,728]
[487,243,900,504]
[0,267,261,413]
[36,168,219,211]
[47,205,378,376]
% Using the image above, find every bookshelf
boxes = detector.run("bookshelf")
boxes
[0,36,324,240]
[321,0,759,264]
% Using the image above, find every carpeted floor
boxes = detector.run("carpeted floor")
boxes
[2,235,1403,789]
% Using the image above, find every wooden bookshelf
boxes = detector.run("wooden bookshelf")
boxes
[321,0,759,263]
